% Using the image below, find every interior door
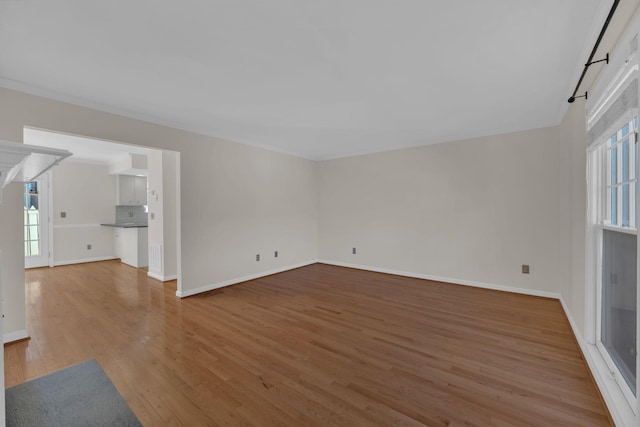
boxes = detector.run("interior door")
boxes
[24,172,51,269]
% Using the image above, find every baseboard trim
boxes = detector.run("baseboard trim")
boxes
[4,329,29,344]
[559,297,635,427]
[147,271,178,282]
[176,260,318,298]
[54,256,117,266]
[318,259,560,299]
[53,223,102,229]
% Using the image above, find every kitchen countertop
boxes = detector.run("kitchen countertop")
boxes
[100,223,148,228]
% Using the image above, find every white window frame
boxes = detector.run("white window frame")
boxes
[604,119,637,229]
[585,36,640,422]
[588,114,638,408]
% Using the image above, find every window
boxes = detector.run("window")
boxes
[585,29,640,425]
[606,117,638,228]
[601,116,638,396]
[24,181,40,257]
[589,113,638,407]
[601,229,636,394]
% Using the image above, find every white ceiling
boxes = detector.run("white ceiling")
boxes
[24,128,151,166]
[1,1,604,160]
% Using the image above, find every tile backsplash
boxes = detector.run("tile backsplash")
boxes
[116,205,148,224]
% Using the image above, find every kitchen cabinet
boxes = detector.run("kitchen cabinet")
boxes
[117,175,147,205]
[113,227,148,268]
[113,228,124,259]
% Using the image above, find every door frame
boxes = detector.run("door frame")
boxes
[24,170,53,269]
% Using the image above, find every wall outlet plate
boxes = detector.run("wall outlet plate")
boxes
[522,264,530,274]
[256,254,260,261]
[60,212,66,218]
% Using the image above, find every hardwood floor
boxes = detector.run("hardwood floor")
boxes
[7,261,610,426]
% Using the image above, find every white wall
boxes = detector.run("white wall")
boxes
[52,161,117,265]
[318,126,571,296]
[0,183,26,340]
[561,102,588,335]
[162,150,178,279]
[146,149,164,278]
[0,86,319,335]
[146,149,179,281]
[181,140,318,295]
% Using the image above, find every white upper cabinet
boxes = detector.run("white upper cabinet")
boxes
[133,176,147,204]
[117,175,147,205]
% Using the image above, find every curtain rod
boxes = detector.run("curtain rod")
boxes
[568,0,620,103]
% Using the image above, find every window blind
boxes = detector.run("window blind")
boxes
[587,78,638,147]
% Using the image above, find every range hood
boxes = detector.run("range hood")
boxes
[108,153,148,176]
[0,140,71,201]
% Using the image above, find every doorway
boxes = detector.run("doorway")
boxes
[22,127,181,289]
[23,172,52,269]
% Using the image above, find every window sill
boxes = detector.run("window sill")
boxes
[600,224,638,235]
[561,297,636,426]
[584,341,636,426]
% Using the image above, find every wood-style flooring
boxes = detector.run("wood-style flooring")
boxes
[6,261,611,426]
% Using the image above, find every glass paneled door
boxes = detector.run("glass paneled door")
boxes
[24,173,50,268]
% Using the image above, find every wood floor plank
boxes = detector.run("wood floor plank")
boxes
[5,261,612,426]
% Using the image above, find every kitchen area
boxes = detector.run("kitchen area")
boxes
[23,127,179,282]
[101,173,149,269]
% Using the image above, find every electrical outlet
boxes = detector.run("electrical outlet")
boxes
[352,247,356,255]
[522,264,530,274]
[60,212,66,218]
[274,251,278,258]
[256,254,260,261]
[87,244,92,250]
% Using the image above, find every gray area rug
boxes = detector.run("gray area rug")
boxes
[6,359,142,427]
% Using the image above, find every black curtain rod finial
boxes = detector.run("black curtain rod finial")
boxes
[586,53,609,67]
[568,92,588,103]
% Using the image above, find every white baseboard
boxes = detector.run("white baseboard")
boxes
[54,256,117,266]
[53,223,102,229]
[559,297,635,427]
[318,259,561,299]
[147,271,177,282]
[4,329,29,344]
[176,260,317,298]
